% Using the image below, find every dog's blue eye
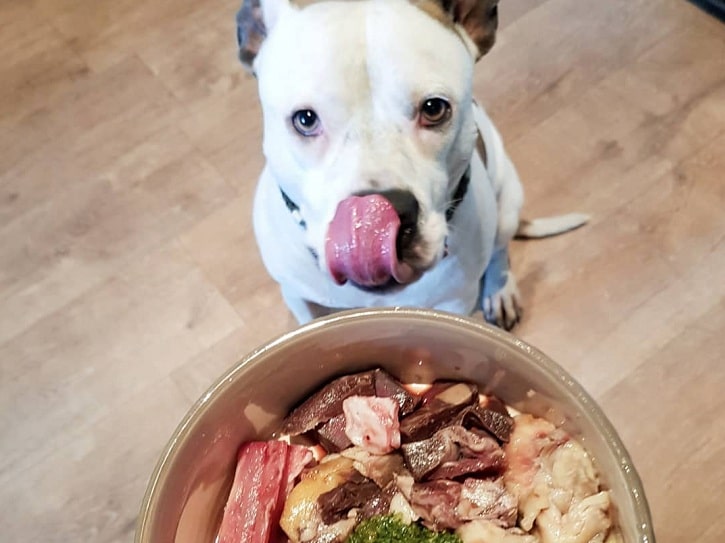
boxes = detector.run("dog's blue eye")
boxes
[292,109,321,136]
[420,98,452,127]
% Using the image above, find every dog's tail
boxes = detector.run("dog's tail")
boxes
[515,213,590,239]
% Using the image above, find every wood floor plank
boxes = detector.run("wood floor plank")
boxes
[1,56,184,174]
[0,240,242,479]
[514,134,725,388]
[0,134,236,343]
[575,240,724,397]
[42,0,209,72]
[506,16,725,210]
[178,79,263,156]
[0,374,192,543]
[474,0,716,142]
[205,136,265,196]
[178,195,295,335]
[599,303,725,542]
[0,4,89,111]
[497,0,552,29]
[0,6,90,165]
[134,1,245,106]
[170,324,293,405]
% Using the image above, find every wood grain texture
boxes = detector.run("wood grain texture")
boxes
[1,0,723,541]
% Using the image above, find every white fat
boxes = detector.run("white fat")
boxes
[457,520,538,543]
[389,492,419,524]
[536,491,612,543]
[504,414,613,542]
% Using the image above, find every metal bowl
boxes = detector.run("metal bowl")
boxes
[135,308,654,543]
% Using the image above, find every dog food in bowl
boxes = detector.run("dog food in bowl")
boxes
[218,368,620,543]
[134,309,653,543]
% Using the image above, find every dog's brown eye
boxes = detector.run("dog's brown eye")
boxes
[419,98,452,128]
[292,109,321,137]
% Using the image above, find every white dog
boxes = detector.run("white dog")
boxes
[236,0,587,329]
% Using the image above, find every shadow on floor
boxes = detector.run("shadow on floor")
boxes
[688,0,725,21]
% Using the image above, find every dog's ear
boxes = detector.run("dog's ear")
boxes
[236,0,290,74]
[436,0,499,61]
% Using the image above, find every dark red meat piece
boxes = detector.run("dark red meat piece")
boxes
[454,403,514,443]
[316,414,352,452]
[281,369,418,441]
[482,395,509,416]
[373,369,420,416]
[408,478,517,531]
[401,426,506,481]
[399,382,478,442]
[282,372,376,435]
[409,479,463,530]
[317,471,387,524]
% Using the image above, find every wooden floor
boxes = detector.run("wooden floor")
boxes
[1,0,723,540]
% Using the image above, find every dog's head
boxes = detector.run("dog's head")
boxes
[237,0,499,289]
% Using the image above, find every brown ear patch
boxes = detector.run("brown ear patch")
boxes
[411,0,457,29]
[236,0,267,73]
[453,0,498,59]
[416,0,499,60]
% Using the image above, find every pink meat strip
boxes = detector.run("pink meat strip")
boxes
[342,395,401,455]
[218,441,313,543]
[283,444,314,494]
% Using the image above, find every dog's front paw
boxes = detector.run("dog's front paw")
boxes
[482,272,522,331]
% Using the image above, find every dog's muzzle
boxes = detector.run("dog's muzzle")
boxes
[279,166,471,288]
[325,189,419,288]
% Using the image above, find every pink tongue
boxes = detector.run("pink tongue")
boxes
[326,195,413,287]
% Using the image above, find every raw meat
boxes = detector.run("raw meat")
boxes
[218,441,313,543]
[343,395,401,455]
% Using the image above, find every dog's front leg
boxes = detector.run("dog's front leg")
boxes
[281,286,334,324]
[481,245,521,330]
[481,141,524,331]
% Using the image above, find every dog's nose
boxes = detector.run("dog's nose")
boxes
[355,189,419,254]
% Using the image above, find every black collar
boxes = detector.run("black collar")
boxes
[280,167,470,230]
[280,189,306,229]
[446,166,470,222]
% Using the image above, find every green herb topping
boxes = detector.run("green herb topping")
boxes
[347,515,462,543]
